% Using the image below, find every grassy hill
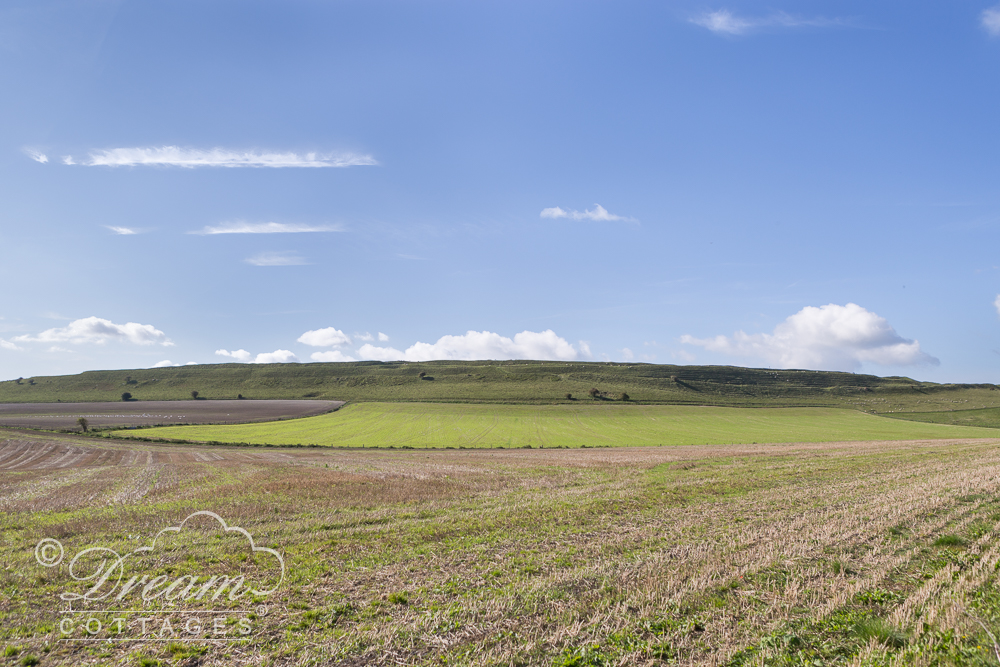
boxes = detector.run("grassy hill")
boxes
[0,360,996,414]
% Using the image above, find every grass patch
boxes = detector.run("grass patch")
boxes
[124,402,1000,448]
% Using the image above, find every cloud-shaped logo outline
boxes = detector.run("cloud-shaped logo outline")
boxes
[137,510,285,596]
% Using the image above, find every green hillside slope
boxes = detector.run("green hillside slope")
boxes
[2,360,997,413]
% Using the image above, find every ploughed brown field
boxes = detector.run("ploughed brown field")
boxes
[0,399,343,430]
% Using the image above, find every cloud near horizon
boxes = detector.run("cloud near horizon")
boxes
[152,360,197,367]
[297,327,351,347]
[72,146,377,168]
[191,221,344,235]
[216,348,299,364]
[15,317,173,347]
[357,329,584,362]
[540,204,634,222]
[680,303,938,371]
[691,9,846,35]
[310,350,357,362]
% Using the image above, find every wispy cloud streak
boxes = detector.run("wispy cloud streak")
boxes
[23,149,48,163]
[245,251,309,266]
[692,9,847,35]
[191,221,344,235]
[76,146,377,168]
[983,6,1000,36]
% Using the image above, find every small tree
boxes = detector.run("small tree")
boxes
[418,372,426,378]
[589,388,600,399]
[621,392,630,402]
[565,393,573,400]
[191,390,199,400]
[121,392,132,401]
[77,417,89,432]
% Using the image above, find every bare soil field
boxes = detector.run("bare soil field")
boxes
[5,431,1000,665]
[0,399,342,431]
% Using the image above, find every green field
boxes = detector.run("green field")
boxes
[886,406,1000,429]
[4,359,999,414]
[123,402,1000,448]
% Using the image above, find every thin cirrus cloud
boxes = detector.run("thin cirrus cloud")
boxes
[691,9,847,35]
[106,226,140,235]
[357,329,585,362]
[0,338,22,351]
[23,148,48,163]
[994,294,1000,316]
[70,146,377,168]
[14,316,173,347]
[190,221,344,235]
[216,348,299,364]
[680,303,938,372]
[985,6,1000,36]
[244,252,309,267]
[540,204,635,222]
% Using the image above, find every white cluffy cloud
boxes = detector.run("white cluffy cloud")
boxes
[358,329,583,362]
[15,317,173,346]
[191,221,344,235]
[253,350,299,364]
[216,348,299,364]
[378,332,389,342]
[540,204,634,222]
[216,349,253,362]
[75,146,377,168]
[680,303,938,371]
[311,350,357,362]
[106,226,139,235]
[23,149,48,163]
[983,6,1000,36]
[297,327,351,347]
[994,294,1000,316]
[691,9,844,35]
[245,252,309,267]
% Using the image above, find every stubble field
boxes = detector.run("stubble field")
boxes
[5,430,1000,666]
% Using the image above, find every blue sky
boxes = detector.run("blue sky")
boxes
[2,0,1000,382]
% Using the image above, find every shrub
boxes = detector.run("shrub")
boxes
[621,392,630,402]
[589,388,600,399]
[191,390,199,399]
[121,392,132,402]
[565,393,573,400]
